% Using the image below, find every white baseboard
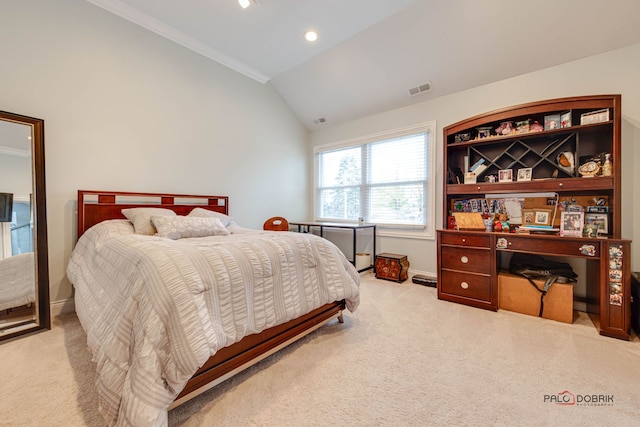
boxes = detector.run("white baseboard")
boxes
[50,298,75,319]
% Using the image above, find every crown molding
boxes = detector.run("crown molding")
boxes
[84,0,271,83]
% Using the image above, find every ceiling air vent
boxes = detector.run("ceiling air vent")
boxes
[408,82,432,96]
[313,117,327,125]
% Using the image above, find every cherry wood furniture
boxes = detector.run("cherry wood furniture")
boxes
[437,95,632,340]
[263,216,290,231]
[375,253,409,282]
[75,190,346,406]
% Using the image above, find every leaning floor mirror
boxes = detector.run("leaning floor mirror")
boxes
[0,110,49,341]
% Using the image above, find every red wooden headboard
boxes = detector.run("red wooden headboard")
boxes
[77,190,229,239]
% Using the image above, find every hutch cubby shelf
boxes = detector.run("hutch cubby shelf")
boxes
[437,95,632,340]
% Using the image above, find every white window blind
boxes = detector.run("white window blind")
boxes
[315,122,435,232]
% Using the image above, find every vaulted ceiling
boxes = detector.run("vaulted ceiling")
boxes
[85,0,640,129]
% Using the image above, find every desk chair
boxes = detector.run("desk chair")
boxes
[263,216,289,231]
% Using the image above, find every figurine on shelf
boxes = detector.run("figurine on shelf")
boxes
[515,119,530,133]
[448,215,457,230]
[477,126,493,138]
[495,121,513,135]
[602,153,613,176]
[530,121,544,132]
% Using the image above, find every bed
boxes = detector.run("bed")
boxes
[0,252,35,311]
[66,190,360,427]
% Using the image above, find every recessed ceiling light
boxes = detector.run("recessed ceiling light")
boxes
[304,31,318,42]
[239,0,260,9]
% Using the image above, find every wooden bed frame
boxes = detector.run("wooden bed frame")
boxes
[75,190,346,408]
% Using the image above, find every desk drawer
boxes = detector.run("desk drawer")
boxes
[440,233,490,248]
[441,246,491,274]
[502,237,600,258]
[440,270,491,302]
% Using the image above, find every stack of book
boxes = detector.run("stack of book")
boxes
[469,158,487,177]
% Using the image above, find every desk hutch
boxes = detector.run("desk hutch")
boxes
[437,95,632,340]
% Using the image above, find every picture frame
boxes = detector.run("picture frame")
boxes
[516,167,532,182]
[544,114,561,130]
[560,111,572,128]
[522,209,535,225]
[464,172,477,184]
[498,169,513,183]
[560,211,584,237]
[584,212,608,235]
[533,208,553,226]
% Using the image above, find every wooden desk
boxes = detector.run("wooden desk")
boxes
[437,230,631,340]
[290,222,376,272]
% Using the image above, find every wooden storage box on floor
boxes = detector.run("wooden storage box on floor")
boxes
[375,253,409,282]
[498,272,574,323]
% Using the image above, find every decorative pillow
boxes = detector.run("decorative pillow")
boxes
[121,208,176,235]
[151,215,230,239]
[187,207,234,227]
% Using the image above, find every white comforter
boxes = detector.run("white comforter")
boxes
[0,252,35,311]
[67,220,360,427]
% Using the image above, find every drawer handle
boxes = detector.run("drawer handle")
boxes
[462,238,466,243]
[460,281,469,289]
[460,256,469,264]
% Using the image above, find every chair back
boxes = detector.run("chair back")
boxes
[263,216,289,231]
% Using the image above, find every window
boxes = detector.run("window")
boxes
[314,122,435,237]
[0,196,32,258]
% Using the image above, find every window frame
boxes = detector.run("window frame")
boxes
[313,121,436,240]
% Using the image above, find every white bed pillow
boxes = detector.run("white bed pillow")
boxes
[122,208,176,235]
[151,215,230,239]
[187,207,234,227]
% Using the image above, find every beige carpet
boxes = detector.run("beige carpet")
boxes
[1,274,640,426]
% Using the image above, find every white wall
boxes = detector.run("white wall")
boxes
[0,155,32,196]
[3,1,639,310]
[311,43,640,275]
[1,0,309,304]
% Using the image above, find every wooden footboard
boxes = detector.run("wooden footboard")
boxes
[171,300,345,408]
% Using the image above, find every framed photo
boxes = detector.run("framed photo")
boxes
[498,169,513,183]
[516,167,532,182]
[464,172,477,184]
[560,211,584,237]
[534,208,553,226]
[544,114,561,130]
[584,213,608,235]
[522,209,535,225]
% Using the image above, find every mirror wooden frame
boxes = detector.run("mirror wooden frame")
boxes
[0,110,50,341]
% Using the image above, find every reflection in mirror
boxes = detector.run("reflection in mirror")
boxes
[0,112,49,341]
